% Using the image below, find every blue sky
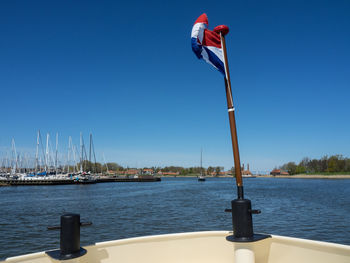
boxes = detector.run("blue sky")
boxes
[1,0,349,172]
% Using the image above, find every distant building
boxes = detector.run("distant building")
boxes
[125,169,140,175]
[242,163,253,176]
[142,169,154,175]
[270,169,289,176]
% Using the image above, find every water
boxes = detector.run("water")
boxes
[0,177,350,259]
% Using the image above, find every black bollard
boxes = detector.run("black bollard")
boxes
[226,199,270,242]
[60,214,83,257]
[46,213,87,260]
[231,199,254,239]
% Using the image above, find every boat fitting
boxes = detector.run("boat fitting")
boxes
[226,198,270,242]
[46,213,90,260]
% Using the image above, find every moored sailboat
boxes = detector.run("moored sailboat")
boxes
[198,148,206,181]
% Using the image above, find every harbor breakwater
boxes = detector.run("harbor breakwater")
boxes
[0,176,161,186]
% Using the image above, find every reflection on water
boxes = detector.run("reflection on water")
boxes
[0,177,349,259]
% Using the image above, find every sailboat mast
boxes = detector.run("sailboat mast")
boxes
[103,153,109,174]
[4,154,8,174]
[67,136,72,174]
[72,145,77,173]
[80,132,83,173]
[11,138,17,175]
[55,133,58,175]
[35,131,40,173]
[89,134,92,165]
[45,133,49,172]
[89,133,92,172]
[18,153,21,173]
[90,134,97,174]
[200,148,203,176]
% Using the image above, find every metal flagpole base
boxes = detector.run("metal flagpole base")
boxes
[225,198,270,243]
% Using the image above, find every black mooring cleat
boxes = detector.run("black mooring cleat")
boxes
[46,213,90,260]
[225,199,270,242]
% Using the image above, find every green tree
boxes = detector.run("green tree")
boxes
[295,165,306,174]
[231,166,236,177]
[207,166,214,175]
[344,159,350,172]
[215,166,221,176]
[281,162,297,175]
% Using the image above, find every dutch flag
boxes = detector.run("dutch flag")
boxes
[191,13,225,75]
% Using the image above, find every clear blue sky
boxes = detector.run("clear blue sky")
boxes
[1,0,349,172]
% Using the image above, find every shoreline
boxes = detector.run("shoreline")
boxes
[160,175,350,179]
[259,174,350,179]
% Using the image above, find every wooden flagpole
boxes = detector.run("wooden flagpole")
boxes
[216,26,244,199]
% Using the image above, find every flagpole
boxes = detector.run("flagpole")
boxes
[216,26,243,199]
[214,24,269,242]
[192,15,269,242]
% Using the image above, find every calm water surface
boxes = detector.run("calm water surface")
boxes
[1,177,350,259]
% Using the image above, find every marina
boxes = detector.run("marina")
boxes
[0,131,161,187]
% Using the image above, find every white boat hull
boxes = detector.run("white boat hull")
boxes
[3,231,350,263]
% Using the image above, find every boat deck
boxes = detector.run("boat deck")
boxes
[3,231,350,263]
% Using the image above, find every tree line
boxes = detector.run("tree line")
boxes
[280,155,350,175]
[160,166,225,175]
[74,162,227,176]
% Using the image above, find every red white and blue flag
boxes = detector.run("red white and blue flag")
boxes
[191,13,225,75]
